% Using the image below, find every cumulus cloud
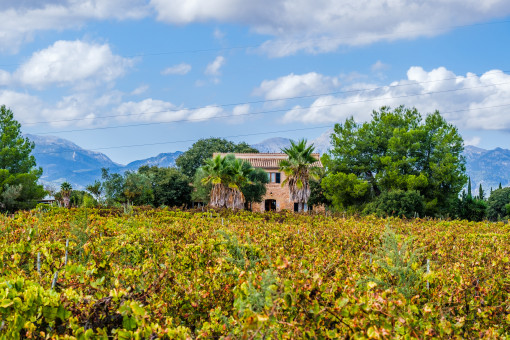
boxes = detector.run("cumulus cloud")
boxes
[131,84,149,95]
[0,0,149,52]
[371,61,389,72]
[464,136,481,146]
[3,40,135,89]
[115,99,224,123]
[205,56,225,76]
[161,63,192,75]
[281,67,510,131]
[253,72,340,104]
[150,0,510,56]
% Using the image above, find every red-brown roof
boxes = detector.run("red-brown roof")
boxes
[213,153,323,169]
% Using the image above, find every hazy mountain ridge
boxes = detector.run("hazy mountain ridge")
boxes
[27,134,182,189]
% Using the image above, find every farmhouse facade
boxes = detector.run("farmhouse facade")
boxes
[214,152,322,212]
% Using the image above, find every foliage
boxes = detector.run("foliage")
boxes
[201,154,254,209]
[322,172,371,210]
[191,168,211,204]
[101,168,125,205]
[60,182,72,208]
[361,226,424,298]
[1,209,510,338]
[323,105,467,216]
[123,171,153,206]
[487,187,510,221]
[456,193,487,221]
[85,180,102,204]
[176,138,258,178]
[0,105,45,212]
[363,190,425,218]
[241,167,269,210]
[279,139,320,211]
[138,166,192,208]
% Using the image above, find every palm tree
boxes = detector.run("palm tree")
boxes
[279,139,319,212]
[60,181,72,208]
[201,154,253,209]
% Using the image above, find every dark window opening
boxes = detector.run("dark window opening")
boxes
[265,199,277,211]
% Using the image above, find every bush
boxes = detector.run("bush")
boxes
[363,190,425,218]
[487,187,510,221]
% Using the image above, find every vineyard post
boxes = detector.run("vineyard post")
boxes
[222,218,224,225]
[64,239,69,266]
[37,252,41,275]
[51,271,58,290]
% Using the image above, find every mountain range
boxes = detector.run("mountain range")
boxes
[27,131,509,193]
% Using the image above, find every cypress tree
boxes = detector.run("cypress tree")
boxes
[467,177,472,198]
[499,182,502,189]
[479,183,484,200]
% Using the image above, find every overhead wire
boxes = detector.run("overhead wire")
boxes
[21,69,510,127]
[30,80,510,135]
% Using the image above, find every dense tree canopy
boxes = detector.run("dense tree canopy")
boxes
[241,167,269,210]
[0,105,45,211]
[487,187,510,221]
[322,106,467,216]
[139,166,192,207]
[176,138,258,178]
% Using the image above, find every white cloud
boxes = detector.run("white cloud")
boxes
[161,63,192,75]
[205,56,225,76]
[464,136,481,146]
[131,84,149,95]
[9,40,134,89]
[115,99,225,123]
[233,104,250,116]
[253,72,340,103]
[150,0,510,56]
[371,60,389,72]
[213,28,225,40]
[0,0,149,52]
[281,67,510,131]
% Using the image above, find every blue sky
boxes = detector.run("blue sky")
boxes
[1,1,510,164]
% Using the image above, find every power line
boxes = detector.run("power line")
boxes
[2,18,510,69]
[31,80,510,135]
[34,125,333,155]
[31,102,510,156]
[22,69,510,126]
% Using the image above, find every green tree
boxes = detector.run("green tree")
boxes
[123,171,153,206]
[279,139,320,212]
[467,177,472,198]
[191,168,211,206]
[85,180,103,205]
[0,105,45,211]
[138,166,192,207]
[478,183,485,200]
[323,106,466,216]
[456,195,487,222]
[363,190,425,218]
[487,187,510,221]
[307,168,331,208]
[241,167,269,210]
[101,168,125,206]
[176,138,258,178]
[200,154,254,209]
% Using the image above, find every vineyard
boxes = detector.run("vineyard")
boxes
[1,208,509,339]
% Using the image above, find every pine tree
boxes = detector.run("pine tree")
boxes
[479,183,485,200]
[0,105,45,211]
[467,177,472,198]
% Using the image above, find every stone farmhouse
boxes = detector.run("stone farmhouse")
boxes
[214,153,322,212]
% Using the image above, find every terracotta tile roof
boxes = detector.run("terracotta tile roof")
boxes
[213,153,323,169]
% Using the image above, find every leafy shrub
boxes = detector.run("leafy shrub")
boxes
[363,190,425,218]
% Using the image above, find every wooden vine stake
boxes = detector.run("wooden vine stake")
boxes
[37,252,41,275]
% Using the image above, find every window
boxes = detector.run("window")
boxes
[269,172,281,183]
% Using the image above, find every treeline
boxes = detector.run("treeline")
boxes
[1,103,509,221]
